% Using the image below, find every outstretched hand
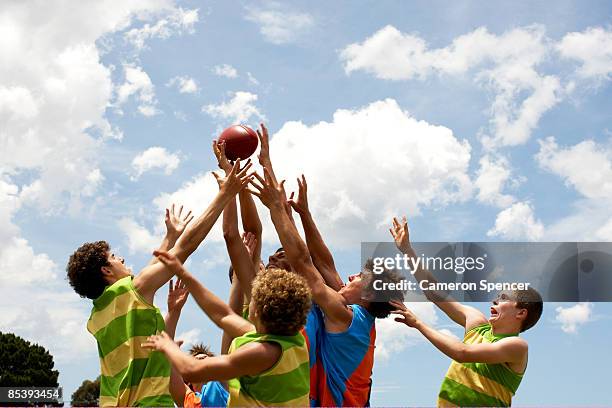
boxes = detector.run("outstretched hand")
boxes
[167,278,189,313]
[141,331,179,353]
[288,174,309,215]
[165,204,194,241]
[256,123,271,167]
[389,216,412,253]
[248,168,286,209]
[212,159,254,196]
[153,250,187,279]
[390,300,419,328]
[212,140,233,173]
[242,231,257,259]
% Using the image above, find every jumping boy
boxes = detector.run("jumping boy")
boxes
[66,158,252,407]
[389,216,543,407]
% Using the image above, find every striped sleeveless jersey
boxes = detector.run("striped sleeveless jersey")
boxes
[87,276,173,407]
[227,331,310,406]
[438,323,524,407]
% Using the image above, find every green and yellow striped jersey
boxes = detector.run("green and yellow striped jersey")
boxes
[87,276,173,407]
[227,330,310,407]
[438,323,524,407]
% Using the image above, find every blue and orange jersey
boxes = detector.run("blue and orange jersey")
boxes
[301,303,321,406]
[304,303,376,407]
[183,381,228,407]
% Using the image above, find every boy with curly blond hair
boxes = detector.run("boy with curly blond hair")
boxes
[143,250,312,407]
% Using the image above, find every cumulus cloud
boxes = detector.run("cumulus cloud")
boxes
[118,217,161,255]
[536,137,612,200]
[176,328,201,349]
[213,64,238,78]
[116,64,159,116]
[341,25,563,147]
[474,155,516,207]
[175,99,472,248]
[0,1,200,386]
[555,302,593,334]
[536,137,612,240]
[487,201,544,241]
[202,91,265,124]
[131,146,180,180]
[244,4,313,44]
[558,27,612,80]
[124,7,199,50]
[167,75,199,94]
[375,302,449,361]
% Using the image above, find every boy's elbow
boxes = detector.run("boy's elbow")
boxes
[453,345,470,363]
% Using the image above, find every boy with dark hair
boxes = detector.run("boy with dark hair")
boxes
[389,216,543,407]
[143,250,312,407]
[66,159,253,407]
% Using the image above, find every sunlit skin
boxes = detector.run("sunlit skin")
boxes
[187,353,208,393]
[488,291,528,335]
[101,252,133,283]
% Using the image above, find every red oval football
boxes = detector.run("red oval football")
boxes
[218,125,259,161]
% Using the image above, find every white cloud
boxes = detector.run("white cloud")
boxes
[213,64,238,78]
[187,99,472,248]
[487,201,544,241]
[124,7,199,50]
[246,72,260,86]
[536,137,612,200]
[118,217,161,255]
[536,137,612,241]
[268,99,472,247]
[131,146,180,180]
[176,328,201,349]
[341,25,563,147]
[244,5,313,45]
[375,302,439,361]
[202,91,265,124]
[474,155,515,207]
[558,27,612,80]
[555,302,593,334]
[116,64,159,116]
[167,75,199,93]
[0,0,202,397]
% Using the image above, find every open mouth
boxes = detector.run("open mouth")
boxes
[490,307,499,317]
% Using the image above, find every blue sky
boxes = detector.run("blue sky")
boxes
[1,0,611,405]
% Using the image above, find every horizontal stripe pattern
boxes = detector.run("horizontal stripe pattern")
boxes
[438,323,523,407]
[228,331,309,406]
[446,361,512,405]
[440,378,508,407]
[90,277,171,407]
[100,336,150,377]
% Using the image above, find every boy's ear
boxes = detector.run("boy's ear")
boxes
[516,307,528,321]
[101,265,112,277]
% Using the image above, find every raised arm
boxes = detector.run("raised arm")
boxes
[256,123,295,226]
[391,301,527,365]
[249,169,352,327]
[215,140,256,300]
[147,204,194,266]
[288,174,343,291]
[133,159,253,303]
[163,278,191,405]
[154,250,255,340]
[164,278,189,339]
[390,217,487,330]
[238,189,262,268]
